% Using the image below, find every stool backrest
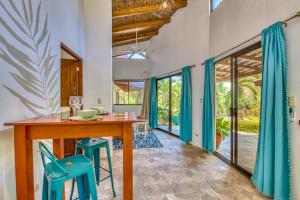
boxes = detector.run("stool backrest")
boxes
[38,142,68,175]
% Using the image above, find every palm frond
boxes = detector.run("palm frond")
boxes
[0,0,59,115]
[2,84,45,116]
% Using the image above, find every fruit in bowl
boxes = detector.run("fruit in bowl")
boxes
[78,109,97,119]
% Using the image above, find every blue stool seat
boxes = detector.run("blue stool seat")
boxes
[70,138,116,198]
[39,142,98,200]
[45,155,92,179]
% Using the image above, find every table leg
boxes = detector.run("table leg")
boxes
[53,139,65,199]
[14,125,34,200]
[53,138,64,159]
[123,123,133,200]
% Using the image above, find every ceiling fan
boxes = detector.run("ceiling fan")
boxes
[112,29,148,59]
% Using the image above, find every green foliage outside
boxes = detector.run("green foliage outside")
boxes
[216,74,261,136]
[216,118,230,137]
[157,77,182,127]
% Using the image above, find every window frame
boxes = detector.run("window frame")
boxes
[213,42,262,178]
[113,79,145,105]
[156,72,182,137]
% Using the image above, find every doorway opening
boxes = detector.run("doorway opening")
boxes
[60,43,83,157]
[156,73,182,137]
[215,42,262,176]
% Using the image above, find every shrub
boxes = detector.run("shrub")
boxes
[222,118,260,134]
[237,118,260,133]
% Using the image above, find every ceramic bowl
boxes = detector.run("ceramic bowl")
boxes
[78,109,97,119]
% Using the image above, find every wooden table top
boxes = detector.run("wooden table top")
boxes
[4,112,144,126]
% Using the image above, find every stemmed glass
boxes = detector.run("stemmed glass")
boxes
[69,96,83,116]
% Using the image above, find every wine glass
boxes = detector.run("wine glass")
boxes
[77,96,83,110]
[69,96,82,116]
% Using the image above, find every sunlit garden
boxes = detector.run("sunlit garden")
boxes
[157,76,182,135]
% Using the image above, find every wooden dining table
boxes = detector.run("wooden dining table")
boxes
[4,112,143,200]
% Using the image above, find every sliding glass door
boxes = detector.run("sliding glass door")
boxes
[215,43,262,175]
[157,78,170,132]
[157,74,182,136]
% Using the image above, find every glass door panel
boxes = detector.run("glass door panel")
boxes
[215,58,232,161]
[157,78,170,132]
[236,48,262,173]
[214,43,262,176]
[171,75,182,136]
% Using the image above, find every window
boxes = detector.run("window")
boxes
[113,81,144,105]
[113,52,147,60]
[211,0,223,12]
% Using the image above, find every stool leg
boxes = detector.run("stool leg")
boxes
[76,175,85,200]
[86,169,98,200]
[93,148,100,185]
[42,175,48,200]
[48,182,53,200]
[106,144,116,197]
[53,182,64,200]
[83,149,93,199]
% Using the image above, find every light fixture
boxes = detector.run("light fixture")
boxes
[158,0,175,17]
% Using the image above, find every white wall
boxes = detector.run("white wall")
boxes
[0,0,85,199]
[150,0,210,147]
[83,0,112,112]
[0,0,112,199]
[209,0,300,198]
[112,41,151,115]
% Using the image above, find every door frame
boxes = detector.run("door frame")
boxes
[60,42,83,102]
[60,43,83,157]
[156,72,182,137]
[214,42,262,177]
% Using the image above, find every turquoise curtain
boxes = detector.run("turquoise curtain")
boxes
[180,66,192,142]
[202,58,215,153]
[149,77,158,128]
[251,22,292,200]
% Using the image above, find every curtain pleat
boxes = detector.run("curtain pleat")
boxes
[140,79,150,119]
[251,22,292,200]
[202,58,215,153]
[180,66,192,142]
[149,77,158,128]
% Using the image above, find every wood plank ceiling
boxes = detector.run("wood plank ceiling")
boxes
[112,0,187,47]
[215,47,262,83]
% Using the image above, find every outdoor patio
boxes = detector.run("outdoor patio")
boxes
[217,133,259,173]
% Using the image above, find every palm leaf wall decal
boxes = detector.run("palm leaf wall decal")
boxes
[0,0,59,116]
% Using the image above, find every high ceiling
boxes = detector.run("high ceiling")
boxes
[112,0,188,47]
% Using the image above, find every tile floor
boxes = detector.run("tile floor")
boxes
[66,130,269,200]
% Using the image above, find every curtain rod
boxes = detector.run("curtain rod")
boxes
[156,64,196,78]
[201,11,300,65]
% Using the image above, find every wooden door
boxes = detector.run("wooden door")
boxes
[61,59,82,157]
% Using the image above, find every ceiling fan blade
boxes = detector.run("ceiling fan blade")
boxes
[128,53,134,59]
[112,52,131,58]
[116,50,132,53]
[138,52,147,58]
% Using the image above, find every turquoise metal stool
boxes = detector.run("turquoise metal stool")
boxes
[39,142,98,200]
[70,138,116,199]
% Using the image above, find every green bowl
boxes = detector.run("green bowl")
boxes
[78,109,97,119]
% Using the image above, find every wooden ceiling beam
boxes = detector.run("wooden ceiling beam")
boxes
[239,55,262,63]
[217,62,261,71]
[113,30,159,43]
[113,36,152,47]
[113,18,170,33]
[113,0,187,19]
